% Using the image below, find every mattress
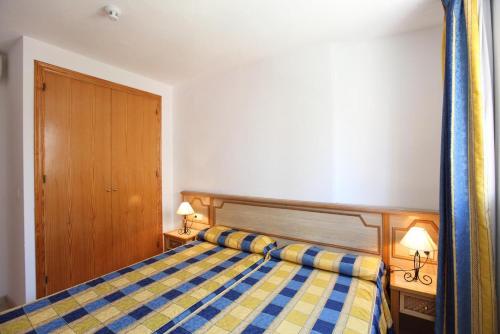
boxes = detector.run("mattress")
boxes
[167,247,392,334]
[0,240,265,334]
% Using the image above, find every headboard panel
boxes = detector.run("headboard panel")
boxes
[181,191,439,270]
[213,200,382,255]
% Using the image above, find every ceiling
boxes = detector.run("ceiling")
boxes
[0,0,442,85]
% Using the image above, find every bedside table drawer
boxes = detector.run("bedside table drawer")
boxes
[167,238,183,249]
[400,292,435,321]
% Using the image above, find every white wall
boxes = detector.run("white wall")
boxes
[174,26,442,211]
[0,55,10,299]
[6,36,175,305]
[5,41,25,306]
[331,28,442,208]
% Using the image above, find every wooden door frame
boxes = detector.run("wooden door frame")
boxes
[34,61,163,298]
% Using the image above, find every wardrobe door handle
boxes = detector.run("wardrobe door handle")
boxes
[105,187,112,192]
[112,187,119,192]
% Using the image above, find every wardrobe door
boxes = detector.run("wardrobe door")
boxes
[92,87,113,277]
[111,91,162,269]
[43,72,112,294]
[43,71,72,294]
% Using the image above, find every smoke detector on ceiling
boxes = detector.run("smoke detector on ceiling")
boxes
[104,5,121,21]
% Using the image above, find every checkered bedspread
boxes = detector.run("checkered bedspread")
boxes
[0,241,264,334]
[168,257,392,334]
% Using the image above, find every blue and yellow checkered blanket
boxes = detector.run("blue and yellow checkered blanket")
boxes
[169,244,392,334]
[0,241,265,333]
[0,230,391,334]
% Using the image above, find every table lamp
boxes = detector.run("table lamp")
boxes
[176,202,194,235]
[399,226,437,285]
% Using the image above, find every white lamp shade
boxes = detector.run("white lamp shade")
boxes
[176,202,194,215]
[400,227,437,252]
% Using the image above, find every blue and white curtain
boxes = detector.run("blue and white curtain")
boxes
[437,0,497,333]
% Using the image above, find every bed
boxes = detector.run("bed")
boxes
[0,229,276,334]
[167,243,391,334]
[1,191,438,333]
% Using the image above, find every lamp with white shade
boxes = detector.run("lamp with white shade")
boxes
[176,202,194,235]
[398,226,437,285]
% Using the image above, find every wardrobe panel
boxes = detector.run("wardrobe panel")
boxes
[140,97,162,259]
[110,90,128,268]
[67,79,96,286]
[93,86,113,277]
[43,71,73,295]
[124,93,145,264]
[111,91,162,269]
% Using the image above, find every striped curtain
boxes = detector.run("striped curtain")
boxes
[437,0,497,333]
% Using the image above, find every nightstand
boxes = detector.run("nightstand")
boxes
[390,273,437,334]
[163,229,199,251]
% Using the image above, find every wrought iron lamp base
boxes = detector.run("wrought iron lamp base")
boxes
[177,217,191,235]
[391,250,433,285]
[403,269,433,285]
[402,250,433,285]
[177,227,191,235]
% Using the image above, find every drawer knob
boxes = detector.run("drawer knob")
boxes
[424,306,428,310]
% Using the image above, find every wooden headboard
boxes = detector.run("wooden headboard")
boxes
[181,191,439,274]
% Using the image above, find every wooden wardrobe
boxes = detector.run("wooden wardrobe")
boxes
[35,62,163,297]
